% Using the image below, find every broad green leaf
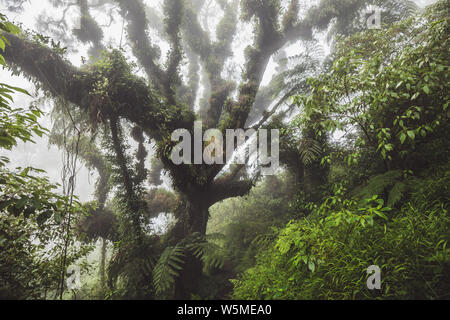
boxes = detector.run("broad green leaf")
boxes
[399,132,406,144]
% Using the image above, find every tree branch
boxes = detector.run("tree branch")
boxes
[3,33,196,141]
[208,178,254,205]
[163,0,184,105]
[183,0,238,127]
[116,0,168,96]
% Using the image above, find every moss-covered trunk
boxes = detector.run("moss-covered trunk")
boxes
[172,195,209,299]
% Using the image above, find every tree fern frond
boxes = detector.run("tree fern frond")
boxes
[251,232,277,250]
[299,138,323,166]
[205,232,227,242]
[387,181,407,207]
[153,243,185,294]
[354,170,409,207]
[185,233,226,270]
[355,170,403,200]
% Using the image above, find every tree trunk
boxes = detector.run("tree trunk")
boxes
[169,178,253,299]
[99,237,107,293]
[173,196,209,299]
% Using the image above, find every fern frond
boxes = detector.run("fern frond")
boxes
[153,243,186,294]
[299,138,323,166]
[185,233,226,270]
[205,232,227,242]
[355,170,403,200]
[387,181,407,207]
[251,232,277,249]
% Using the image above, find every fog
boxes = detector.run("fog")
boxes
[0,0,437,204]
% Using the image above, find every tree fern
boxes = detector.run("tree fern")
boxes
[152,243,185,294]
[250,232,277,250]
[185,233,226,270]
[152,232,227,295]
[205,232,227,242]
[299,138,323,166]
[354,170,406,205]
[387,181,407,207]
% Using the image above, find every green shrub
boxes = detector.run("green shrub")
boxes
[232,168,450,300]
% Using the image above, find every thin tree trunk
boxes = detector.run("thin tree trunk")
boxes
[99,237,107,293]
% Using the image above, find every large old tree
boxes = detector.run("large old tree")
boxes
[1,0,416,298]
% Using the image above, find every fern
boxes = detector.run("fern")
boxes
[152,232,227,295]
[251,231,277,250]
[299,138,323,166]
[205,232,227,242]
[152,243,185,294]
[387,181,407,207]
[186,233,226,270]
[355,170,403,201]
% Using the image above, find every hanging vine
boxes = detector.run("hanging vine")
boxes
[57,101,82,300]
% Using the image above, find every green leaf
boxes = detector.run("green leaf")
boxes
[1,83,31,96]
[0,200,12,211]
[399,132,406,144]
[23,206,35,219]
[15,197,27,209]
[308,260,316,272]
[4,22,20,34]
[36,211,52,226]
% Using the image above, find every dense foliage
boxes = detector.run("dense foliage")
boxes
[0,0,448,300]
[0,14,92,299]
[230,1,450,300]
